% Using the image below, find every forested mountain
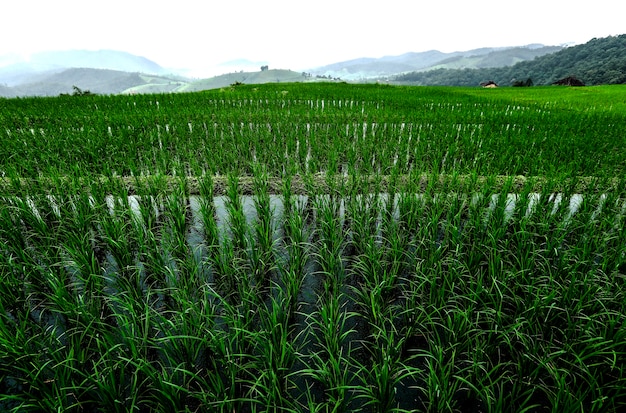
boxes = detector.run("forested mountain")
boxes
[393,35,626,86]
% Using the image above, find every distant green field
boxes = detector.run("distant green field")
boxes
[1,83,625,412]
[1,83,624,188]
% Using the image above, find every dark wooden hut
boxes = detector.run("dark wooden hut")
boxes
[552,76,585,86]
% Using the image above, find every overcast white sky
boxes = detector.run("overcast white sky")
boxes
[2,0,623,76]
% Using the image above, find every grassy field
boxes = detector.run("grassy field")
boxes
[1,83,625,412]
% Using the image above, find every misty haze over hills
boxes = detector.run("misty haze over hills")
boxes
[0,50,170,86]
[0,40,614,96]
[309,44,563,80]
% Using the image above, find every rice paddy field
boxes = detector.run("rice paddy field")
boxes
[1,83,626,412]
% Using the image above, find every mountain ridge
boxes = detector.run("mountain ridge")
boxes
[0,49,169,88]
[2,37,623,96]
[392,34,626,86]
[308,45,563,80]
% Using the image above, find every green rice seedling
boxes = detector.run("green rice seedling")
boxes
[130,192,159,245]
[99,190,136,271]
[349,225,415,410]
[198,173,220,257]
[415,341,466,412]
[100,218,141,304]
[0,248,26,330]
[141,294,219,410]
[301,172,319,229]
[251,289,306,411]
[18,195,58,239]
[344,179,381,258]
[450,334,516,413]
[2,323,81,412]
[59,194,110,310]
[26,214,96,347]
[280,171,295,238]
[412,194,450,286]
[425,193,461,266]
[279,196,313,342]
[164,178,191,255]
[349,239,398,329]
[473,372,539,413]
[81,336,147,412]
[250,162,276,292]
[395,191,423,245]
[586,189,626,274]
[112,286,213,411]
[160,178,206,305]
[313,180,348,294]
[134,199,170,296]
[225,172,249,256]
[143,284,234,410]
[302,289,357,412]
[212,288,266,411]
[208,234,244,303]
[61,228,109,322]
[2,197,58,308]
[196,172,229,299]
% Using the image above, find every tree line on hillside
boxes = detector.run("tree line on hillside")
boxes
[393,34,626,86]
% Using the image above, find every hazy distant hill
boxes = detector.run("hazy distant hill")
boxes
[427,46,563,70]
[0,49,315,96]
[0,66,312,97]
[310,45,562,80]
[30,50,166,73]
[393,34,626,86]
[0,49,169,88]
[6,68,187,97]
[185,69,312,92]
[0,84,15,98]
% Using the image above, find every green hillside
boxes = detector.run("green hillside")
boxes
[7,68,187,96]
[185,69,314,91]
[394,34,626,86]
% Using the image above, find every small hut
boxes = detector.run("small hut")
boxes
[480,80,498,88]
[552,76,585,86]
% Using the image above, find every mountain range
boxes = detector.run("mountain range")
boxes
[393,34,626,86]
[0,45,559,97]
[308,44,562,80]
[0,36,623,97]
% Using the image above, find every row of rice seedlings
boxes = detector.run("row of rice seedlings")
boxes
[0,191,104,410]
[250,163,276,292]
[231,164,305,410]
[347,184,417,412]
[297,174,359,411]
[194,168,302,410]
